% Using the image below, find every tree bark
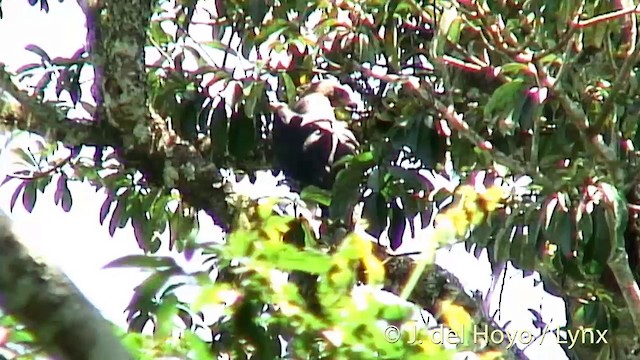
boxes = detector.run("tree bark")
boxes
[0,210,133,360]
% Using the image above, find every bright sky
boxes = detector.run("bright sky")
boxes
[0,1,569,358]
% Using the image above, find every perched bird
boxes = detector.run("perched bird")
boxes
[270,79,360,191]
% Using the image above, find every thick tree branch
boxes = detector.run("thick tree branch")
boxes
[0,66,104,146]
[372,244,527,358]
[0,210,133,360]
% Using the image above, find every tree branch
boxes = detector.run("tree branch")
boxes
[608,251,640,335]
[0,66,103,145]
[0,210,133,360]
[373,244,528,358]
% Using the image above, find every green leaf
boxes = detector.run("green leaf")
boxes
[148,21,172,45]
[169,210,198,251]
[547,207,572,256]
[141,188,160,211]
[132,212,156,252]
[99,192,116,225]
[226,230,256,258]
[446,18,462,44]
[265,245,333,274]
[493,212,517,263]
[35,174,51,194]
[133,271,174,305]
[240,33,256,60]
[509,225,527,268]
[361,192,388,238]
[500,63,530,76]
[384,19,400,69]
[379,304,412,322]
[249,0,269,24]
[254,19,290,44]
[109,195,128,236]
[22,180,37,213]
[176,224,198,253]
[281,73,297,103]
[415,121,446,168]
[469,216,494,248]
[9,180,27,211]
[366,166,383,192]
[228,109,256,159]
[388,200,406,251]
[388,166,428,191]
[244,81,265,118]
[433,7,458,57]
[330,153,373,222]
[578,210,594,247]
[209,98,229,156]
[155,295,179,338]
[589,205,613,266]
[484,79,528,118]
[183,331,215,360]
[300,185,331,206]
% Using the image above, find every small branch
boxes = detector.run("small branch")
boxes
[440,55,484,72]
[7,155,72,180]
[571,5,640,29]
[608,252,640,335]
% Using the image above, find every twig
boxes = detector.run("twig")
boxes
[7,155,72,181]
[608,255,640,335]
[571,5,640,29]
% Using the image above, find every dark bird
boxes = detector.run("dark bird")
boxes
[270,79,360,192]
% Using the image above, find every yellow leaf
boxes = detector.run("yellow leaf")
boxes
[436,299,474,339]
[257,197,279,219]
[479,186,505,213]
[361,255,385,284]
[299,73,310,86]
[447,207,470,237]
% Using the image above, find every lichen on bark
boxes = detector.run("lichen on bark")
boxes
[98,1,152,133]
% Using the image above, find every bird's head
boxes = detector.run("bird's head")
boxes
[302,79,358,110]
